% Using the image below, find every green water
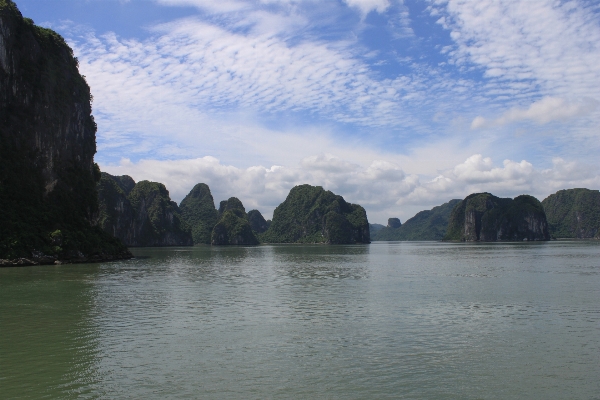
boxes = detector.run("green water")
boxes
[1,242,599,399]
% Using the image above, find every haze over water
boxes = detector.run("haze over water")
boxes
[2,241,599,399]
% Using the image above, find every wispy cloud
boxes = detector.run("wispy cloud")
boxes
[432,0,600,102]
[343,0,391,17]
[471,96,599,129]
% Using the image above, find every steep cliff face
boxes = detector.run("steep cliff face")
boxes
[542,188,600,239]
[97,173,136,245]
[262,184,370,244]
[444,193,550,241]
[387,218,401,229]
[372,199,461,241]
[0,2,128,261]
[211,197,258,245]
[97,174,192,246]
[179,183,219,244]
[247,209,269,234]
[126,181,193,246]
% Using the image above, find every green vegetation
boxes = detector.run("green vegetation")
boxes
[261,184,370,244]
[96,173,135,244]
[180,183,219,244]
[369,223,385,236]
[247,209,269,233]
[126,181,192,246]
[211,198,258,245]
[372,199,461,241]
[0,1,128,261]
[444,193,549,241]
[542,188,600,238]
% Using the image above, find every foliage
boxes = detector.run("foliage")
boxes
[126,181,192,246]
[542,188,600,238]
[373,200,461,241]
[247,209,269,234]
[211,198,258,245]
[179,183,219,244]
[261,184,370,244]
[218,197,245,215]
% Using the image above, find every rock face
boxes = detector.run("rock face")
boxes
[97,173,136,245]
[179,183,219,244]
[262,184,370,244]
[444,193,550,241]
[387,218,401,229]
[542,188,600,239]
[211,198,259,245]
[373,199,461,241]
[247,209,269,233]
[0,2,129,261]
[97,173,192,246]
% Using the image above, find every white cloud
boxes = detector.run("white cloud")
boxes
[433,0,600,103]
[74,14,418,148]
[343,0,390,16]
[100,153,600,224]
[471,96,599,129]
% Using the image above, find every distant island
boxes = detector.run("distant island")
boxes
[371,190,600,242]
[372,200,461,241]
[98,176,370,246]
[1,0,599,267]
[443,193,549,241]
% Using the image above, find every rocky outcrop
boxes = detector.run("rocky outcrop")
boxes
[97,173,136,245]
[179,183,219,244]
[124,180,192,246]
[97,174,192,246]
[211,197,258,245]
[444,193,549,241]
[542,188,600,239]
[261,184,370,244]
[0,2,129,261]
[247,209,269,233]
[373,199,461,241]
[387,218,401,229]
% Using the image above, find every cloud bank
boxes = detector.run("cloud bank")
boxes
[101,153,600,223]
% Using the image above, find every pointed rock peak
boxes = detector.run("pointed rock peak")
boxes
[219,197,246,215]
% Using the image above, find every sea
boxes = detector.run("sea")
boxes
[1,241,599,399]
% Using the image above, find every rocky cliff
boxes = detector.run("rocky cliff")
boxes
[444,193,549,241]
[179,183,219,244]
[97,173,136,245]
[247,209,269,234]
[261,184,370,244]
[211,197,258,245]
[97,174,192,246]
[373,199,461,241]
[542,188,600,239]
[387,218,401,229]
[0,1,129,263]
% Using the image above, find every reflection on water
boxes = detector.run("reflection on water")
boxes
[1,241,600,399]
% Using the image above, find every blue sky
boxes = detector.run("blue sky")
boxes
[16,0,600,222]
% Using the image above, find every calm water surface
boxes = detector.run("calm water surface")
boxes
[1,241,599,399]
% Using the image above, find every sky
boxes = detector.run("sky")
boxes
[16,0,600,223]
